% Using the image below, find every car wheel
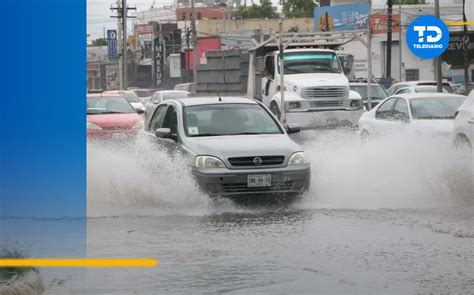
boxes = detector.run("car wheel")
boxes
[453,134,472,152]
[270,102,281,120]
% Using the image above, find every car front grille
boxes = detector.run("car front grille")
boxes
[302,87,348,100]
[221,181,294,193]
[228,156,285,167]
[309,100,344,108]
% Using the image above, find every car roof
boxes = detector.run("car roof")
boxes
[349,82,382,86]
[87,93,124,98]
[392,81,450,86]
[158,90,191,94]
[392,93,465,100]
[279,48,336,54]
[167,96,259,107]
[103,90,135,94]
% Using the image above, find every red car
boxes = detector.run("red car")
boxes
[87,93,144,141]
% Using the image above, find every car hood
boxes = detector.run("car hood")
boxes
[285,73,348,88]
[184,134,301,159]
[87,113,142,128]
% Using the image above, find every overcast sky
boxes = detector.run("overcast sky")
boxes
[86,0,452,41]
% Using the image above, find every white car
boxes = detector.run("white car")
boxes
[387,81,454,96]
[394,85,449,95]
[453,91,474,151]
[145,90,190,121]
[359,93,466,141]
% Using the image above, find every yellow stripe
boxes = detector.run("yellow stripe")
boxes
[445,21,474,26]
[0,258,158,268]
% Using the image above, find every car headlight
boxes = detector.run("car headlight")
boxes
[132,120,145,130]
[195,156,226,168]
[288,152,306,165]
[87,122,102,130]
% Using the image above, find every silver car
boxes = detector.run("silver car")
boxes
[143,97,311,197]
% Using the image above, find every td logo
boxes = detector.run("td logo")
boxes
[406,15,450,59]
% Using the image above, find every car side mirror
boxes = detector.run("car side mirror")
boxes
[155,128,177,141]
[136,108,145,114]
[286,123,301,134]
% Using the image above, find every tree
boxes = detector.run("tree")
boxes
[234,0,278,19]
[283,0,316,18]
[90,38,107,47]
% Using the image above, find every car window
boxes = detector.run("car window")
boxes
[388,84,405,96]
[392,98,409,121]
[162,105,178,134]
[87,97,135,115]
[396,88,410,94]
[184,104,283,137]
[410,96,466,119]
[149,105,168,131]
[375,98,397,119]
[152,93,162,103]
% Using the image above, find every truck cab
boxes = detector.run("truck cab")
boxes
[260,48,363,128]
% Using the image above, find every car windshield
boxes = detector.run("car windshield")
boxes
[280,52,342,74]
[163,92,189,100]
[87,97,135,115]
[410,97,465,119]
[184,104,283,137]
[350,85,387,100]
[134,90,154,97]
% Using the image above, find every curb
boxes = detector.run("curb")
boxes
[0,270,45,295]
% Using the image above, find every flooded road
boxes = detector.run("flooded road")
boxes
[70,130,474,294]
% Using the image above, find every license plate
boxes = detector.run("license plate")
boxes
[247,174,271,187]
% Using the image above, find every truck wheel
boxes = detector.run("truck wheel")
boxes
[270,102,281,120]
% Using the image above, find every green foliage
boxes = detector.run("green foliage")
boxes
[0,247,34,280]
[234,0,279,19]
[90,38,108,47]
[283,0,316,18]
[393,0,426,4]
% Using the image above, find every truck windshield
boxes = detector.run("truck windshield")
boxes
[280,52,342,74]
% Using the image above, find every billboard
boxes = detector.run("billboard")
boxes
[107,29,118,59]
[371,14,400,35]
[314,3,369,32]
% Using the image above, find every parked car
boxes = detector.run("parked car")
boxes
[145,90,190,120]
[394,85,449,95]
[349,82,388,109]
[453,91,474,151]
[87,94,144,141]
[359,93,466,141]
[103,90,146,113]
[174,82,197,94]
[128,88,156,103]
[452,83,474,95]
[142,96,310,198]
[387,81,454,96]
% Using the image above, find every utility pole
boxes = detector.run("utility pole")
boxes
[462,0,469,95]
[122,0,128,89]
[367,0,373,110]
[386,0,393,79]
[399,0,403,81]
[279,19,286,125]
[113,0,123,89]
[111,0,135,89]
[435,0,442,92]
[191,0,199,82]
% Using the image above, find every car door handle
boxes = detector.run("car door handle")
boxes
[468,118,474,124]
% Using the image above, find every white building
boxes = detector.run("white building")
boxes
[338,1,473,83]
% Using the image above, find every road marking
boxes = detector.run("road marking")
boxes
[0,258,158,268]
[445,21,474,26]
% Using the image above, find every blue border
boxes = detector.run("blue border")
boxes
[0,0,86,219]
